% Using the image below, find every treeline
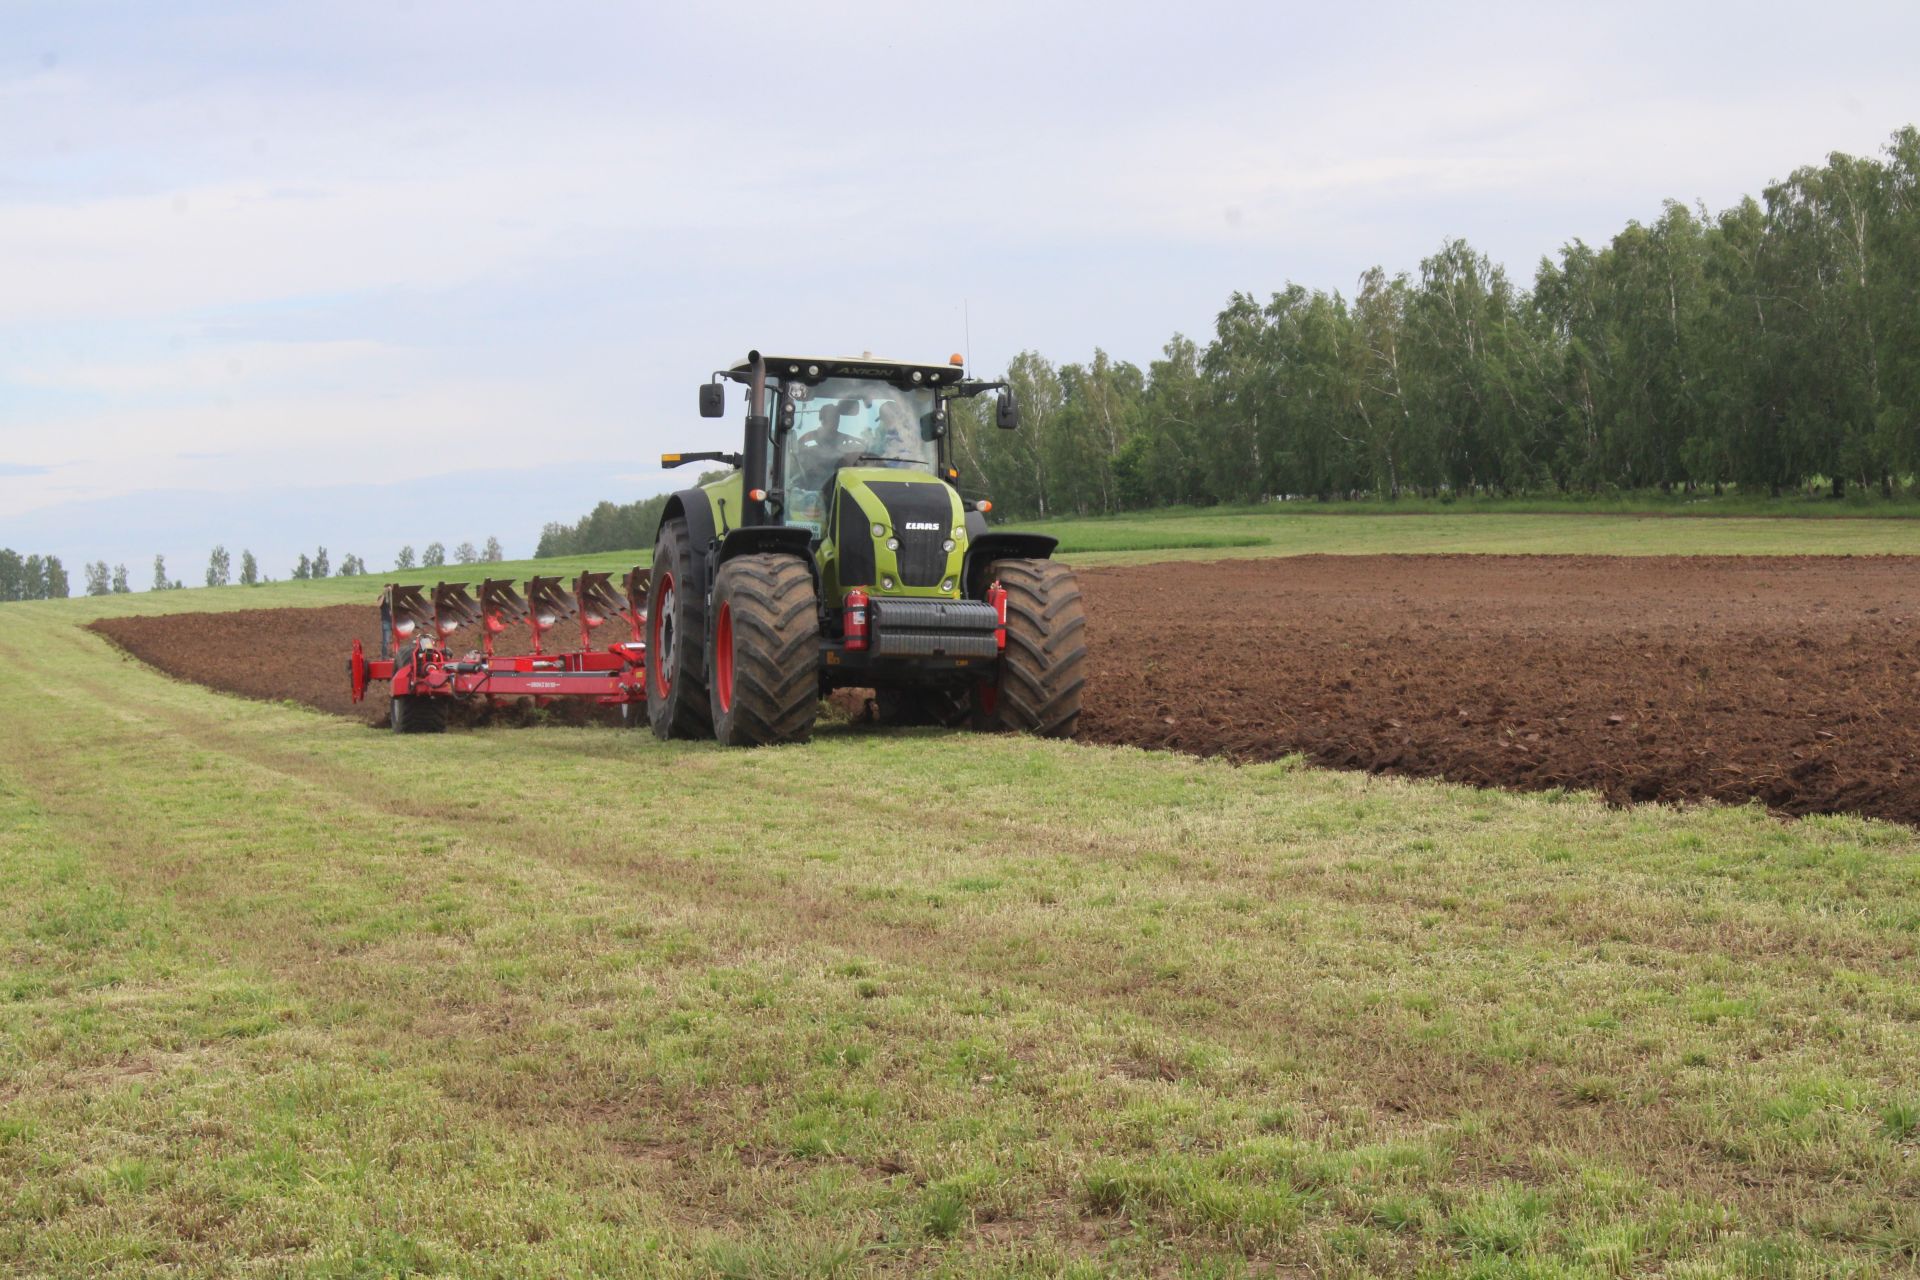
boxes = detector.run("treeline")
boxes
[0,550,70,600]
[58,538,504,597]
[536,495,672,558]
[533,482,720,558]
[392,537,505,572]
[948,127,1920,516]
[533,491,698,556]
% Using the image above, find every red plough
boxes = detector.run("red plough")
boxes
[348,569,650,731]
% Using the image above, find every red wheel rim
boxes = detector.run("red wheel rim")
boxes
[715,600,734,713]
[650,571,674,698]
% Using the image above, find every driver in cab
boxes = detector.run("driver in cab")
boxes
[790,402,862,493]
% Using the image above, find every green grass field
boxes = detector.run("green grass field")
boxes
[1029,506,1920,563]
[3,512,1917,1277]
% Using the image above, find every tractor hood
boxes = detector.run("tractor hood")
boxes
[827,468,966,600]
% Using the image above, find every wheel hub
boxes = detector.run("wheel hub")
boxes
[653,575,676,697]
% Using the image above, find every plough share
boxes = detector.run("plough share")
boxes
[348,569,649,732]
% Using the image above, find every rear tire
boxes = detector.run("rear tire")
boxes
[974,558,1087,737]
[646,518,713,740]
[709,554,819,747]
[390,694,447,734]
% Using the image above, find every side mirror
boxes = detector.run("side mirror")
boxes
[699,383,726,418]
[995,389,1020,431]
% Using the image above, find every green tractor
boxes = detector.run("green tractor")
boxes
[643,350,1087,746]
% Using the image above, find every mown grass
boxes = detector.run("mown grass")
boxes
[3,569,1918,1276]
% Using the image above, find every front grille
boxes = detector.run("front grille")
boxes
[895,531,946,586]
[865,480,954,587]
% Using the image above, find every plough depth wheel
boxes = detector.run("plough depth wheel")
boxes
[390,694,448,735]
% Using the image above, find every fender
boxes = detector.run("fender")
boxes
[656,488,718,552]
[655,488,719,598]
[963,531,1059,597]
[716,524,814,567]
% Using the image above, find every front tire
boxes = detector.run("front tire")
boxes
[645,519,713,740]
[974,558,1087,737]
[709,554,819,747]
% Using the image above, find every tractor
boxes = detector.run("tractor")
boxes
[644,350,1087,746]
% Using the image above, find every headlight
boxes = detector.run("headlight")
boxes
[881,575,894,590]
[940,578,955,592]
[871,522,885,538]
[885,537,899,551]
[941,539,954,552]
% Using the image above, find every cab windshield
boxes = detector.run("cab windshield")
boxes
[781,378,939,533]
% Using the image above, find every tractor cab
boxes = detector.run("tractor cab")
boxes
[753,357,958,535]
[708,354,978,536]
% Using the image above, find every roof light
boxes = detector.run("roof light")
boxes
[949,353,964,366]
[911,370,923,382]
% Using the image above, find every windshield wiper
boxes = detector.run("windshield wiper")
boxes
[855,453,926,466]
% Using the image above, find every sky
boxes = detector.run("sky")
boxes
[3,1,1917,585]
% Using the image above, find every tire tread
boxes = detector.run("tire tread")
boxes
[977,558,1086,737]
[712,555,819,746]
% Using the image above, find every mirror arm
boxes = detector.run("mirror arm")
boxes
[661,450,743,469]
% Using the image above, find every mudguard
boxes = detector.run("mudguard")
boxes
[963,531,1059,597]
[717,525,814,567]
[655,488,720,599]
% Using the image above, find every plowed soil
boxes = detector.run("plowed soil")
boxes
[91,555,1920,824]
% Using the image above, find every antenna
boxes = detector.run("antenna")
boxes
[964,298,972,371]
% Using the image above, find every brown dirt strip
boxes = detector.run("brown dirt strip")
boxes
[89,554,1920,824]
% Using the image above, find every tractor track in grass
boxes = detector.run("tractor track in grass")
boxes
[0,632,1776,1218]
[89,553,1920,825]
